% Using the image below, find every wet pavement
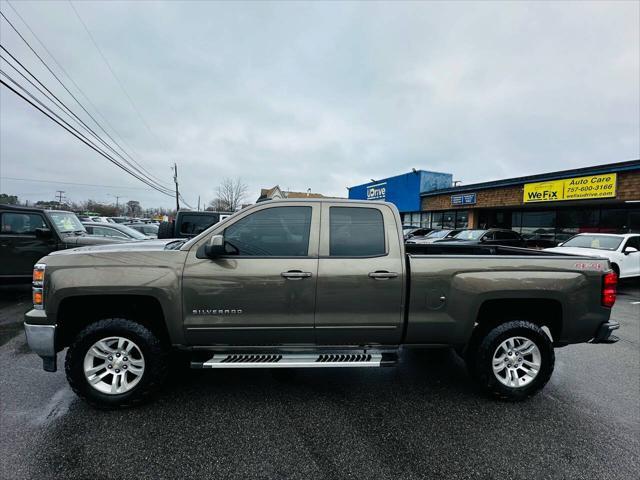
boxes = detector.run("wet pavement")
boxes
[0,282,638,479]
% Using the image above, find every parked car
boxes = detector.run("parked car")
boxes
[88,216,113,223]
[23,199,618,408]
[544,233,640,278]
[126,223,159,239]
[82,222,151,241]
[108,217,133,224]
[438,228,525,247]
[0,205,130,282]
[404,227,433,240]
[406,229,463,244]
[157,210,232,239]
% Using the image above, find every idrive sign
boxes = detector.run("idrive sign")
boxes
[523,174,617,203]
[367,182,387,200]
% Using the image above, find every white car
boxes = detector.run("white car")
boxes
[545,233,640,279]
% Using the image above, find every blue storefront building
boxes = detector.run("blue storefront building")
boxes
[348,170,453,219]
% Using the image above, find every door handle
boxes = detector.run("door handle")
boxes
[368,271,398,280]
[281,270,312,280]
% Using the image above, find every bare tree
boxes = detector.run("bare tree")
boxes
[211,177,248,211]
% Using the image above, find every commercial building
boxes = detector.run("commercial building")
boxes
[348,160,640,245]
[419,160,640,244]
[347,170,453,213]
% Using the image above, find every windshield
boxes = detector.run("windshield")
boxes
[117,225,149,239]
[561,235,623,251]
[454,230,485,240]
[426,229,450,239]
[48,211,85,233]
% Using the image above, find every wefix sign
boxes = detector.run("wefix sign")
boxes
[523,173,617,203]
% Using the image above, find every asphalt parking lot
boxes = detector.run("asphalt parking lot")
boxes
[1,282,638,480]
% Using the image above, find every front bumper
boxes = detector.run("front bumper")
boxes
[24,309,57,372]
[591,321,620,344]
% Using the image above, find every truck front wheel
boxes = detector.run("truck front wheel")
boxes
[65,318,169,409]
[467,320,555,401]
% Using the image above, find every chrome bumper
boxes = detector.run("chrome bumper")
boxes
[24,309,57,372]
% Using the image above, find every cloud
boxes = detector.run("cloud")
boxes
[1,0,638,208]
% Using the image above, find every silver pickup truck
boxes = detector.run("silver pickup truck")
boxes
[23,199,619,408]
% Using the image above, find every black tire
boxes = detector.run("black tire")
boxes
[157,221,174,239]
[466,320,554,401]
[65,318,169,409]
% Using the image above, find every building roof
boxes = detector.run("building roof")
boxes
[421,159,640,197]
[257,185,330,202]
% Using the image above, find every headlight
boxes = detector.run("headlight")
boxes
[32,264,46,309]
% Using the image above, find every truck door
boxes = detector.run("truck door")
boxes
[315,203,405,345]
[182,203,320,345]
[0,211,54,278]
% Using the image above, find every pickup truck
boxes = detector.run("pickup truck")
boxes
[23,199,619,408]
[157,210,232,239]
[0,205,129,282]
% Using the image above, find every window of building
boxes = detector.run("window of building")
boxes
[329,207,385,257]
[225,206,312,256]
[441,211,455,229]
[520,210,556,242]
[431,212,444,229]
[455,211,468,229]
[420,212,431,228]
[599,209,629,233]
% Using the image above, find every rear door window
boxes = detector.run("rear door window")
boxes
[329,207,385,257]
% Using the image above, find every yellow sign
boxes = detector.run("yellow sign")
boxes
[523,173,617,203]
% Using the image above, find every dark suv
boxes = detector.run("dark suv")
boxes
[0,205,128,282]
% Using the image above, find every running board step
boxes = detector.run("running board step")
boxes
[191,352,397,369]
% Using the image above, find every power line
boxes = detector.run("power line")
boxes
[0,67,174,197]
[5,0,167,188]
[67,0,167,150]
[0,46,173,195]
[0,76,175,198]
[0,10,174,193]
[1,176,162,190]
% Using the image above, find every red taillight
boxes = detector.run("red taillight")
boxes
[602,271,617,308]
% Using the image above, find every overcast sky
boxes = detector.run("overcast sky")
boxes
[1,0,638,209]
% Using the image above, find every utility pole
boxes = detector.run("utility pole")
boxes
[197,195,200,211]
[56,190,65,204]
[173,163,180,212]
[115,195,121,214]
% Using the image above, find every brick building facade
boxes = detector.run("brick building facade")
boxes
[399,160,640,243]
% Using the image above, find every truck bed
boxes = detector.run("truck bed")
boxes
[405,252,611,347]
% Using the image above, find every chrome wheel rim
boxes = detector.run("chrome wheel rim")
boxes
[83,336,145,395]
[492,336,541,388]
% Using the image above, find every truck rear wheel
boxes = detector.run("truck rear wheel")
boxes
[65,318,169,409]
[467,320,554,401]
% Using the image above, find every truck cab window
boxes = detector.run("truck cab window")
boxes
[224,206,312,256]
[0,213,46,235]
[329,207,385,256]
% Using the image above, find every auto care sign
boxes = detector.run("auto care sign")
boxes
[523,173,617,203]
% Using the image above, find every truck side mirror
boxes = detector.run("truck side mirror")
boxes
[204,234,226,257]
[623,246,638,255]
[35,228,52,240]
